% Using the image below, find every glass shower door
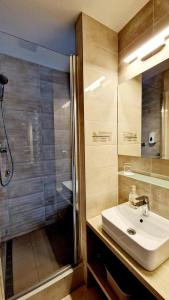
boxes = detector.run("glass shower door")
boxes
[0,34,78,299]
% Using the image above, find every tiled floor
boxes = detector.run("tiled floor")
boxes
[62,286,105,300]
[12,228,59,295]
[5,218,74,298]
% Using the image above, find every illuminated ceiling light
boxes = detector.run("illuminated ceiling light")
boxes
[124,26,169,64]
[85,76,106,92]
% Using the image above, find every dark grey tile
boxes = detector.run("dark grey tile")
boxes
[42,160,56,176]
[5,93,41,113]
[52,69,69,85]
[41,98,54,113]
[53,82,70,99]
[0,210,9,228]
[7,177,44,198]
[0,54,71,240]
[42,145,55,160]
[41,113,54,129]
[40,80,53,100]
[0,54,40,99]
[40,65,53,82]
[13,162,43,180]
[54,129,71,145]
[8,192,44,213]
[10,207,45,226]
[12,145,43,163]
[55,158,71,174]
[42,129,55,145]
[56,173,72,185]
[54,113,71,130]
[45,203,58,220]
[44,183,56,204]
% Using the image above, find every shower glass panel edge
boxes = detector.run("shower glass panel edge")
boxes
[70,55,79,266]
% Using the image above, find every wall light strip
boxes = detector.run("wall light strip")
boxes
[124,26,169,64]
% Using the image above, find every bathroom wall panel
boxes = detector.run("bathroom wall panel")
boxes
[118,0,169,219]
[76,14,118,220]
[0,54,71,241]
[7,177,44,198]
[118,1,153,53]
[118,155,169,219]
[154,0,169,22]
[118,0,169,82]
[118,155,152,175]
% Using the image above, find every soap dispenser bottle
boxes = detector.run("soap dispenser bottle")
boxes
[129,185,138,207]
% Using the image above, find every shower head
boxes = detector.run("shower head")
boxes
[0,74,8,85]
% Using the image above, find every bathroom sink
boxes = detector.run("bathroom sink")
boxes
[102,203,169,271]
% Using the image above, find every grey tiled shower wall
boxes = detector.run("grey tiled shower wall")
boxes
[0,54,72,242]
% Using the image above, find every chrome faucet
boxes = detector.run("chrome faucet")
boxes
[134,195,150,217]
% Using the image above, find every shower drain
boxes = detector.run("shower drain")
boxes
[127,228,136,235]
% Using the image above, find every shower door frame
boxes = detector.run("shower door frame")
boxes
[70,55,79,266]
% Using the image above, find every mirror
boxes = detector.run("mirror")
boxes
[118,58,169,159]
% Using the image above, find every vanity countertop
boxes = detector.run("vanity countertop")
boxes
[87,215,169,300]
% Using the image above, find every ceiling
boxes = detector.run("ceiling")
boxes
[0,0,149,55]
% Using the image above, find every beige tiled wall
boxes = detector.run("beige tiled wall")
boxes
[76,14,118,219]
[118,155,169,219]
[119,0,169,82]
[118,0,169,219]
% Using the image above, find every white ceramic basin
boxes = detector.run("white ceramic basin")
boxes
[102,203,169,271]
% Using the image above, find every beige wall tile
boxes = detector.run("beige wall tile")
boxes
[85,120,117,146]
[154,0,169,23]
[86,166,117,197]
[151,185,169,219]
[118,175,151,205]
[85,145,117,170]
[76,13,118,222]
[84,72,117,123]
[85,92,117,123]
[151,159,169,178]
[153,12,169,35]
[83,14,118,55]
[86,189,118,219]
[118,155,152,175]
[118,144,141,158]
[86,163,118,218]
[118,1,153,53]
[83,45,117,73]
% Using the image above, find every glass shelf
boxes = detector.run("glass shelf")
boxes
[118,171,169,190]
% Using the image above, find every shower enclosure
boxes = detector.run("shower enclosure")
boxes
[0,32,78,299]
